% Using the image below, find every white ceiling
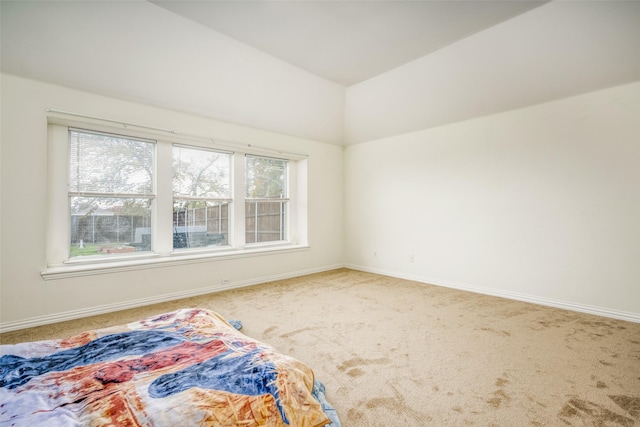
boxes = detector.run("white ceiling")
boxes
[2,0,638,145]
[150,0,547,86]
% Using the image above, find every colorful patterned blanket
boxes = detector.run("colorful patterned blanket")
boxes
[0,308,333,426]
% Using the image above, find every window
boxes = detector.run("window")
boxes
[173,145,231,250]
[44,117,307,275]
[68,129,154,257]
[245,155,288,244]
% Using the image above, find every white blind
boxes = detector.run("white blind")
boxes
[69,129,154,196]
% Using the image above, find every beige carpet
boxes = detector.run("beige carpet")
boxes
[2,268,639,426]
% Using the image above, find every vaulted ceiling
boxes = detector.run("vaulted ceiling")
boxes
[2,1,639,145]
[150,0,546,86]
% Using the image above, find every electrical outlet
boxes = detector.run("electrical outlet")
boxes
[373,250,378,258]
[221,278,231,285]
[409,254,415,263]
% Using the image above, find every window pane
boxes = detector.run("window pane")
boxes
[70,197,152,256]
[173,200,229,249]
[69,130,154,195]
[173,146,230,198]
[245,155,287,199]
[245,201,287,244]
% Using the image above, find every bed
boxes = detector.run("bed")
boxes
[0,308,340,426]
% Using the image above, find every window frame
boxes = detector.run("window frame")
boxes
[244,154,290,245]
[172,144,233,251]
[67,128,157,259]
[44,117,308,279]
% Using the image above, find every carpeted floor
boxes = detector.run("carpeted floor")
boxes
[2,268,639,426]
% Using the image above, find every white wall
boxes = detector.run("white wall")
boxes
[344,82,640,319]
[2,1,639,329]
[344,1,640,145]
[0,74,344,329]
[0,1,345,145]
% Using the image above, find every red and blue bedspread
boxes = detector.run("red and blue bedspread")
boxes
[0,308,332,426]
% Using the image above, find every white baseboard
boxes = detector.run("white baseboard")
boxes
[345,264,640,324]
[5,263,637,333]
[0,264,344,333]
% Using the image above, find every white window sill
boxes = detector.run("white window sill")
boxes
[41,244,310,280]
